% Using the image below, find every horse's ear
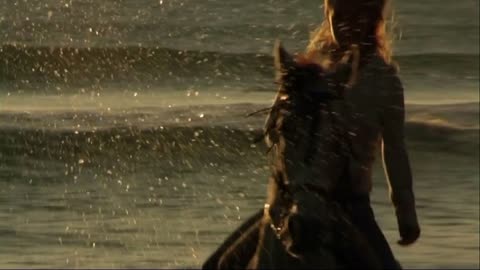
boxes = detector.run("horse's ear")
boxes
[273,40,295,78]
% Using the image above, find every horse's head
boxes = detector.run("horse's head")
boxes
[266,40,336,172]
[265,41,348,258]
[272,41,333,120]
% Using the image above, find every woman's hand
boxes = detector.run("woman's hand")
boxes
[395,202,421,246]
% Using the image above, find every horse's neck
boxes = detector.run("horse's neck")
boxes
[280,104,351,193]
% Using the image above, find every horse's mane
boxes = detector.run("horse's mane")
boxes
[294,53,322,68]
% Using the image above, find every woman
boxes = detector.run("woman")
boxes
[203,0,420,269]
[305,0,421,267]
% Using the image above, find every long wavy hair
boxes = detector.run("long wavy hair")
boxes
[306,0,393,68]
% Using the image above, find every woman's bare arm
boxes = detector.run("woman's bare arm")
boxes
[380,72,420,245]
[380,75,414,210]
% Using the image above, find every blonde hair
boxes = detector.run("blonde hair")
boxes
[306,0,394,67]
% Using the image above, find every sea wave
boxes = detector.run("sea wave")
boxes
[0,103,477,160]
[1,102,478,129]
[0,45,477,87]
[0,45,271,87]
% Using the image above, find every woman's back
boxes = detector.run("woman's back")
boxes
[341,55,403,195]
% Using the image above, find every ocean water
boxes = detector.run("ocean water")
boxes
[0,0,479,269]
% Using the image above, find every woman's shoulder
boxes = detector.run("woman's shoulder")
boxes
[364,54,398,76]
[362,55,403,92]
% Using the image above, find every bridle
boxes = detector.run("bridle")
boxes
[264,92,341,240]
[262,75,356,244]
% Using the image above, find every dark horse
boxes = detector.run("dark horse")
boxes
[204,42,381,269]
